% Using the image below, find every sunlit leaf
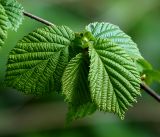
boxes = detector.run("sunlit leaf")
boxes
[86,22,142,60]
[0,0,24,31]
[0,4,8,47]
[89,38,141,119]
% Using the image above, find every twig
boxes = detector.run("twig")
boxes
[23,11,54,26]
[140,82,160,102]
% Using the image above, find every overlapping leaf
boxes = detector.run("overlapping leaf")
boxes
[67,102,96,123]
[53,48,69,92]
[0,5,8,47]
[5,25,75,95]
[0,0,24,47]
[62,53,91,105]
[86,22,142,59]
[62,53,96,122]
[0,0,24,31]
[89,39,141,119]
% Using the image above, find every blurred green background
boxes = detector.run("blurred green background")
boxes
[0,0,160,137]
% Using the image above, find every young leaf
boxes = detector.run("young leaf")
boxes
[136,58,152,73]
[135,58,160,84]
[86,22,142,60]
[0,5,8,47]
[62,53,96,123]
[62,53,91,105]
[5,25,75,95]
[66,102,96,124]
[143,69,160,85]
[68,32,92,59]
[0,0,24,31]
[89,39,141,119]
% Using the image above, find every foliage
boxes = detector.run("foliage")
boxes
[0,0,23,47]
[0,0,159,124]
[5,25,75,95]
[88,38,140,119]
[86,22,142,60]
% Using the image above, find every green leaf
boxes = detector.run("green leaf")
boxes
[0,0,23,47]
[62,53,91,105]
[53,48,69,92]
[0,0,24,31]
[135,58,160,84]
[89,39,141,119]
[62,53,97,123]
[136,58,152,73]
[143,70,160,85]
[66,102,96,124]
[0,4,8,47]
[69,32,91,60]
[5,25,75,95]
[86,22,142,60]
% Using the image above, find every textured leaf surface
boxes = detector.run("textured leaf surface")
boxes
[89,39,141,119]
[53,48,69,92]
[86,22,142,59]
[5,25,75,95]
[62,53,91,105]
[0,4,8,47]
[0,0,24,31]
[62,53,96,123]
[67,102,96,123]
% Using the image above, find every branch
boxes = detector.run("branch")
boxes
[23,11,54,26]
[23,11,160,103]
[140,82,160,102]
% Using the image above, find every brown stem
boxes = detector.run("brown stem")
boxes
[140,82,160,102]
[23,11,54,26]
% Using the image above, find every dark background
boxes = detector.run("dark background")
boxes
[0,0,160,136]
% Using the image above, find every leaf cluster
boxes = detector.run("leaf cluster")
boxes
[1,0,159,124]
[5,22,143,122]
